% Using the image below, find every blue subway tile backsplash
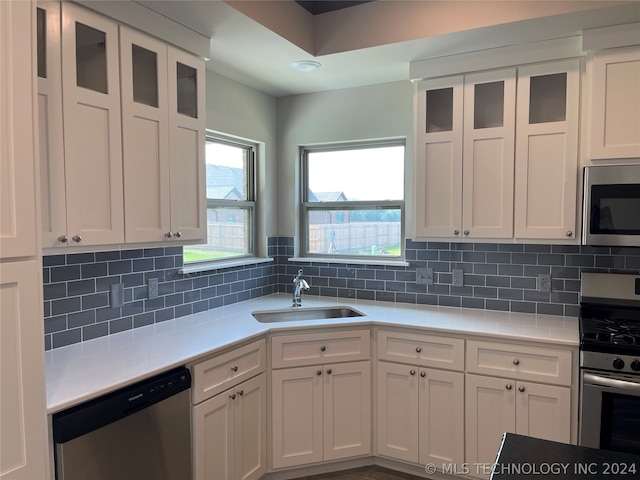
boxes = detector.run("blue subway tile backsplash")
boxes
[43,237,640,350]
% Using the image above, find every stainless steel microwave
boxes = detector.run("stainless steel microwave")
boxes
[583,164,640,247]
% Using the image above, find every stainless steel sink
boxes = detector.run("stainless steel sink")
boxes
[252,306,365,323]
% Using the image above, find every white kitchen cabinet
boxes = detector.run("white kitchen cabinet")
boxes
[465,338,572,479]
[121,26,206,243]
[58,1,124,246]
[271,360,371,469]
[465,374,571,479]
[415,69,516,239]
[376,362,464,468]
[589,46,640,160]
[193,373,266,480]
[514,59,580,240]
[0,2,49,478]
[167,46,206,242]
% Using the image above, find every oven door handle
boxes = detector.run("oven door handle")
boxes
[583,372,640,392]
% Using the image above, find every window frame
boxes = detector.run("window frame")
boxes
[184,131,257,267]
[300,140,406,262]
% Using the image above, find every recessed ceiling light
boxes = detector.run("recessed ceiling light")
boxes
[290,60,321,72]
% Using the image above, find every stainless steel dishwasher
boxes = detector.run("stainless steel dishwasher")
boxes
[52,366,192,480]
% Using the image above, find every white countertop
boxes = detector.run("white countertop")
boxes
[45,293,579,414]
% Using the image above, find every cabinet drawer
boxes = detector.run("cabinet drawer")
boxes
[271,329,370,369]
[192,339,265,404]
[377,329,464,371]
[466,340,572,386]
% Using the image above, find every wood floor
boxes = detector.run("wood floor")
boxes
[295,466,425,480]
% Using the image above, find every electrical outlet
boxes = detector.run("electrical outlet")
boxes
[110,283,124,308]
[416,267,433,285]
[148,278,159,299]
[538,274,552,293]
[452,269,464,287]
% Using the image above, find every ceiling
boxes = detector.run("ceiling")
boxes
[136,1,640,98]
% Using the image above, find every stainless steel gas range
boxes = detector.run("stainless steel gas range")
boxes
[579,272,640,455]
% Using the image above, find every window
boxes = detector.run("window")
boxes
[301,141,405,260]
[184,133,255,264]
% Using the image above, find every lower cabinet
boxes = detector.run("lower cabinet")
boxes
[376,361,464,467]
[192,373,266,480]
[271,360,371,469]
[465,373,571,479]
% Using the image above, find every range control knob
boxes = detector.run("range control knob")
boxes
[631,359,640,372]
[612,357,625,370]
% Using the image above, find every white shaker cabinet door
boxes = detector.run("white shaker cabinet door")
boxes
[61,2,124,246]
[0,0,37,258]
[120,26,171,243]
[589,46,640,159]
[515,381,571,444]
[167,46,206,242]
[462,68,516,239]
[514,59,580,240]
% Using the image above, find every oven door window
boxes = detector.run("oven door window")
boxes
[590,184,640,235]
[600,392,640,454]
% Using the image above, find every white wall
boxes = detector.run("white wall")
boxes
[276,80,414,243]
[205,70,278,253]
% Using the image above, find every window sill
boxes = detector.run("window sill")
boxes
[179,257,274,275]
[289,256,409,267]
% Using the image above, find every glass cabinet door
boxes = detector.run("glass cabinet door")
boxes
[425,87,454,133]
[176,61,198,118]
[74,21,108,94]
[131,44,159,107]
[528,72,567,124]
[474,81,505,129]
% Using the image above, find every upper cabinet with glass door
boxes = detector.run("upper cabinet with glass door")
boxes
[514,59,580,240]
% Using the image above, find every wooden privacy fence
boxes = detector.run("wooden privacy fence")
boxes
[308,222,401,254]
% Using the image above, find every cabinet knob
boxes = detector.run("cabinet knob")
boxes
[410,369,416,376]
[229,393,236,400]
[231,365,238,372]
[165,232,173,239]
[57,235,68,243]
[513,359,520,366]
[174,231,182,238]
[420,371,426,378]
[237,389,244,396]
[506,384,512,391]
[316,370,322,376]
[463,230,470,236]
[326,368,332,375]
[566,231,573,237]
[454,230,460,236]
[519,385,526,393]
[415,346,422,353]
[72,235,82,243]
[320,346,326,352]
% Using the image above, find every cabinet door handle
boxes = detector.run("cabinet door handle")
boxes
[519,385,525,393]
[57,235,68,243]
[566,231,573,237]
[513,359,520,366]
[316,370,322,376]
[454,230,460,236]
[506,384,512,390]
[165,232,173,239]
[231,365,238,372]
[72,235,82,243]
[410,369,416,376]
[420,371,426,378]
[415,346,422,353]
[320,346,326,352]
[326,368,332,375]
[237,389,244,396]
[463,230,470,236]
[229,393,236,400]
[174,231,182,238]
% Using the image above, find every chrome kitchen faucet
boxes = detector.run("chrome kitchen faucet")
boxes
[292,269,310,307]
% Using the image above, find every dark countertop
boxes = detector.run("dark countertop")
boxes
[492,433,640,479]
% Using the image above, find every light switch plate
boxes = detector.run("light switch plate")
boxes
[416,267,433,285]
[452,269,464,287]
[110,283,124,308]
